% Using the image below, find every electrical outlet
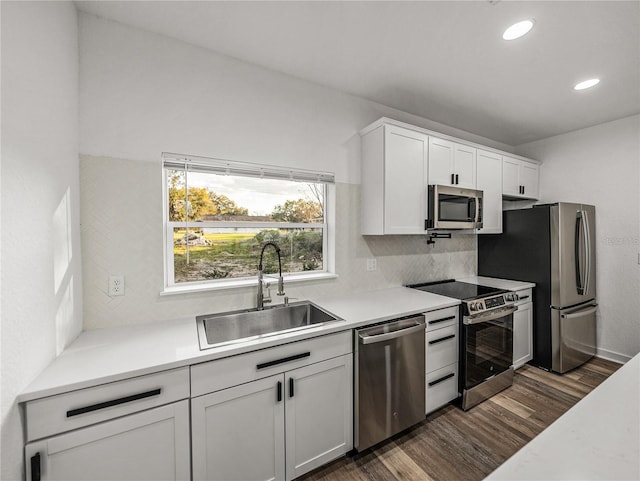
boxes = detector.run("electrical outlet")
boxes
[366,258,377,271]
[108,276,125,296]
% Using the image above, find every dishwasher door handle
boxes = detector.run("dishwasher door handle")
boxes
[358,321,425,345]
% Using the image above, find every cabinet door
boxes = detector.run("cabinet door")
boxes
[476,149,503,234]
[453,144,477,188]
[192,375,285,481]
[428,137,455,186]
[519,162,539,199]
[25,401,190,481]
[513,303,533,369]
[285,355,353,481]
[502,156,521,197]
[384,125,428,234]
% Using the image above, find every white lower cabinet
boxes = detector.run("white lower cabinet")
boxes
[24,367,191,481]
[285,356,353,480]
[191,352,353,481]
[25,400,191,481]
[513,295,534,369]
[191,375,285,481]
[424,306,460,414]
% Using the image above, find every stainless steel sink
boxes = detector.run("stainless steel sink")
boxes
[196,301,344,350]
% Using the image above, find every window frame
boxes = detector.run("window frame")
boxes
[161,154,336,294]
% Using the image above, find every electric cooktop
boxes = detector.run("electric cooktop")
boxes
[407,279,507,300]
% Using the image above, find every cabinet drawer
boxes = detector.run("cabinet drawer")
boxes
[426,324,459,373]
[424,306,459,332]
[25,367,190,442]
[191,331,352,397]
[426,363,459,414]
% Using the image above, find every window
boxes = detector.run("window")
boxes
[162,153,335,292]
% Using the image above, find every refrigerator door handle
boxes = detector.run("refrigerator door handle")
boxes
[583,210,592,295]
[574,212,584,295]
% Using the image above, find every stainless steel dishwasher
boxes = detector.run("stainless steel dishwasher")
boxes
[354,315,426,451]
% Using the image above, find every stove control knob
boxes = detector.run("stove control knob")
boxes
[469,302,477,311]
[477,303,484,310]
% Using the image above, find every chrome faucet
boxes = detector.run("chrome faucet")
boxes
[257,242,285,309]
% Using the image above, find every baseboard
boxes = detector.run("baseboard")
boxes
[596,348,633,364]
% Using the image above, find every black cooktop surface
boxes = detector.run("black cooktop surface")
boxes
[407,280,506,300]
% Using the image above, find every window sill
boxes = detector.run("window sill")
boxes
[160,272,338,296]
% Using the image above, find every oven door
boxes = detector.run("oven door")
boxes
[463,306,515,389]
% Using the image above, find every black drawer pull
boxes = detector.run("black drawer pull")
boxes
[519,295,530,300]
[289,377,295,398]
[31,453,41,481]
[428,372,455,387]
[429,334,455,345]
[66,388,162,417]
[277,381,282,402]
[428,315,456,326]
[257,352,310,370]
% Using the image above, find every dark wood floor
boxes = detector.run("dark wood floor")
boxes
[302,357,621,481]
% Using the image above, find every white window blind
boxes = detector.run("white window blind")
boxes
[162,152,335,184]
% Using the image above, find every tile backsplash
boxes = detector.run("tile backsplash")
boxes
[80,155,476,329]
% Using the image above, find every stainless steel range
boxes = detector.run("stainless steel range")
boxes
[408,280,517,410]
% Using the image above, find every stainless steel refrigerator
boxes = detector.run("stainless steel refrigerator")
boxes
[478,203,597,373]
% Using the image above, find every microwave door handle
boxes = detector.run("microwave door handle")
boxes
[475,197,480,228]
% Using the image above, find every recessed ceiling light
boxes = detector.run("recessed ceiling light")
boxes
[574,78,600,91]
[502,20,534,40]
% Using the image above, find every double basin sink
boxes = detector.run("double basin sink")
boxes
[196,301,344,350]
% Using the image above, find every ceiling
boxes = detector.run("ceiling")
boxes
[75,1,640,146]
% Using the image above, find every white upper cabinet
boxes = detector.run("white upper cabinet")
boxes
[361,124,428,235]
[503,156,539,200]
[476,149,503,234]
[359,118,540,235]
[427,137,476,189]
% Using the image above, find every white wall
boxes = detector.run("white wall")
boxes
[78,12,512,182]
[516,115,640,362]
[0,2,82,479]
[77,13,509,328]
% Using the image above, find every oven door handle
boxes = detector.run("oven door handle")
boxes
[463,305,517,325]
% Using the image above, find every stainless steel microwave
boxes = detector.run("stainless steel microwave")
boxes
[426,184,483,230]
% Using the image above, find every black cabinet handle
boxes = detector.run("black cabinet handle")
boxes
[256,352,310,370]
[522,186,525,195]
[289,378,295,398]
[455,174,459,184]
[519,295,530,300]
[451,173,454,184]
[428,315,456,326]
[30,453,41,481]
[428,372,455,387]
[428,334,455,345]
[66,388,161,417]
[277,381,282,402]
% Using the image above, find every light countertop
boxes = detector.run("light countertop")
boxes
[486,352,640,480]
[458,276,535,291]
[19,287,458,403]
